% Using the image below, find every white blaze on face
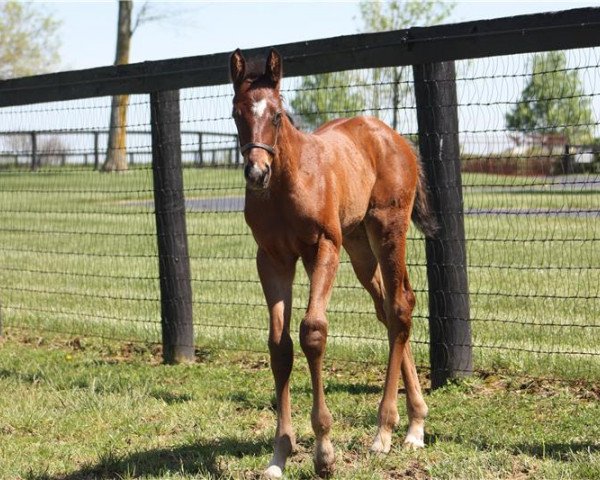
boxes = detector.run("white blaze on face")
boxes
[251,98,268,119]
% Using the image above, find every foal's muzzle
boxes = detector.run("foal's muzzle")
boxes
[242,143,275,190]
[244,160,271,190]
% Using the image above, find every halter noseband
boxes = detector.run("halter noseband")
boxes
[238,111,282,157]
[240,142,276,156]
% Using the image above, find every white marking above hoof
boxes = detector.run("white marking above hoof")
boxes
[264,464,283,479]
[370,431,392,454]
[403,433,425,449]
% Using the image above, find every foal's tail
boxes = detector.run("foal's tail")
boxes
[412,156,439,239]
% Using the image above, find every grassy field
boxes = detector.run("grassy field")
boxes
[0,331,599,480]
[0,167,598,379]
[0,167,599,478]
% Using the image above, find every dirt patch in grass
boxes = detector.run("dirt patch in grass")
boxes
[387,460,431,479]
[508,457,539,480]
[476,370,599,402]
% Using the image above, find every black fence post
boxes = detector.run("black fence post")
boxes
[413,61,473,389]
[93,131,100,170]
[197,132,203,167]
[150,89,195,364]
[30,132,37,171]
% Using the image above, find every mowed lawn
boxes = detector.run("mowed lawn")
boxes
[0,167,599,478]
[0,167,598,379]
[0,332,598,480]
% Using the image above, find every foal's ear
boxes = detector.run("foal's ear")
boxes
[265,48,282,86]
[230,48,246,88]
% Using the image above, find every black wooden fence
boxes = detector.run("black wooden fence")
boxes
[1,7,599,384]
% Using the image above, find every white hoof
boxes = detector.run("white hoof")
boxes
[264,464,283,479]
[403,432,425,449]
[370,430,392,454]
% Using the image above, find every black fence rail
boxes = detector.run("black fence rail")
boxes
[0,7,599,385]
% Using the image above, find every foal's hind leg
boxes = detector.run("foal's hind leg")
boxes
[401,338,428,449]
[256,249,297,479]
[344,225,427,452]
[362,210,427,454]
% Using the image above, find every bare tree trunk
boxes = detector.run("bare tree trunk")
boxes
[103,0,132,172]
[372,68,381,119]
[392,67,403,131]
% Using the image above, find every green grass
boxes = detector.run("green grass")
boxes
[0,168,598,381]
[0,332,598,479]
[0,167,598,478]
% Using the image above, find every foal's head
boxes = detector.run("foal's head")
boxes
[230,48,283,190]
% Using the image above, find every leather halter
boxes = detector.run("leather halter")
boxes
[238,111,282,157]
[240,142,276,156]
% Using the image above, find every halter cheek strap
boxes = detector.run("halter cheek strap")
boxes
[240,142,276,156]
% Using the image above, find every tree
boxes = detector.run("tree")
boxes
[102,1,188,172]
[289,1,454,131]
[102,0,133,172]
[506,51,594,146]
[0,1,61,79]
[359,0,455,130]
[290,72,366,130]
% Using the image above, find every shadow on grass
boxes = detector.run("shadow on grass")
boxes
[149,389,194,404]
[0,367,46,385]
[325,381,382,395]
[426,432,599,462]
[286,380,383,397]
[30,437,271,480]
[512,442,600,461]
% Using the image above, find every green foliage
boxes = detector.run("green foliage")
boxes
[0,1,61,79]
[359,0,454,32]
[289,72,366,130]
[506,51,595,145]
[359,1,455,129]
[290,1,455,131]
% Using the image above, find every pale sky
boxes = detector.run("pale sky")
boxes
[49,0,600,72]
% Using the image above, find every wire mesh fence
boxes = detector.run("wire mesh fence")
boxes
[454,49,600,380]
[0,25,599,381]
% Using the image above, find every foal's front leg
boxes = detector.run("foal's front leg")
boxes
[300,237,340,477]
[257,249,296,479]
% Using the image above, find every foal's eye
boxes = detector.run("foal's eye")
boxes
[273,112,282,126]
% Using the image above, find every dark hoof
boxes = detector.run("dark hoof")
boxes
[314,459,335,478]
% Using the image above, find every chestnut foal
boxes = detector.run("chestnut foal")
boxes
[230,49,437,478]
